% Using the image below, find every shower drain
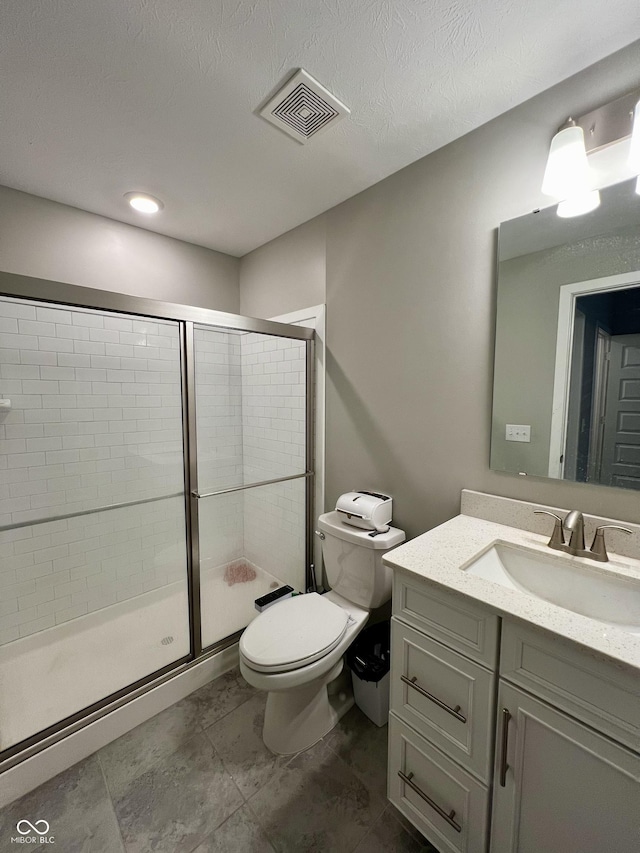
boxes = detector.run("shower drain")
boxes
[161,636,174,646]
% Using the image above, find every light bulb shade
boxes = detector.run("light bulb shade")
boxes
[629,100,640,172]
[556,190,600,218]
[541,125,592,199]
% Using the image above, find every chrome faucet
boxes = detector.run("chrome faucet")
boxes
[535,509,588,556]
[535,509,632,561]
[563,510,586,554]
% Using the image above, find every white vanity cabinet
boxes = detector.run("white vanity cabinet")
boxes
[387,569,640,853]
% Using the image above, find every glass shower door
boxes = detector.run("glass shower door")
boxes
[0,297,191,753]
[192,326,309,648]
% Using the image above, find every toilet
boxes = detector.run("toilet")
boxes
[239,510,405,754]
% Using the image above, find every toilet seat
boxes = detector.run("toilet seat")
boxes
[240,593,350,673]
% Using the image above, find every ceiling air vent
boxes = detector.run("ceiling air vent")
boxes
[259,69,350,144]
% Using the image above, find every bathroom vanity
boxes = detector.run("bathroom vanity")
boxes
[383,493,640,853]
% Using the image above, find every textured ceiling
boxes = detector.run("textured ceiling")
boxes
[1,1,640,257]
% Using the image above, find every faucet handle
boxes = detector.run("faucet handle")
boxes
[534,510,565,550]
[589,525,632,562]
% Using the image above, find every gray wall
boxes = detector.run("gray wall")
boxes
[239,41,640,537]
[0,186,240,312]
[240,216,326,318]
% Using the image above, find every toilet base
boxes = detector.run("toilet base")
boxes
[262,660,354,754]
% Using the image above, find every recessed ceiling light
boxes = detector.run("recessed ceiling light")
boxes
[124,192,164,214]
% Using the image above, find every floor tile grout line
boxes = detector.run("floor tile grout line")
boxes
[387,803,441,852]
[97,717,208,803]
[200,726,248,805]
[199,709,301,804]
[322,728,391,804]
[241,732,385,853]
[100,725,247,853]
[190,724,258,851]
[183,678,259,728]
[94,673,255,805]
[183,803,245,853]
[320,732,387,796]
[181,801,248,853]
[361,805,390,848]
[242,797,280,852]
[96,753,128,853]
[196,691,258,732]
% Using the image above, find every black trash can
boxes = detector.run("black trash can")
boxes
[346,620,391,726]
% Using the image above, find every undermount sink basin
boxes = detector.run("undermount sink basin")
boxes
[464,543,640,633]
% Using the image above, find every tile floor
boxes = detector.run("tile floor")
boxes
[0,667,440,853]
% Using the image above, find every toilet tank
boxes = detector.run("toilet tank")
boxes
[317,511,405,609]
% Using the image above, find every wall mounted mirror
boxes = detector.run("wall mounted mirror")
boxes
[491,177,640,491]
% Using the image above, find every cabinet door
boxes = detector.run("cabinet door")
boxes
[491,682,639,853]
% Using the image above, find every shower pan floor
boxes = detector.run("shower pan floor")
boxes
[0,562,292,753]
[0,583,191,752]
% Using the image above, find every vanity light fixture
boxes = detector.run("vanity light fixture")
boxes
[124,192,164,214]
[541,121,600,216]
[542,122,593,198]
[556,190,601,218]
[542,88,640,216]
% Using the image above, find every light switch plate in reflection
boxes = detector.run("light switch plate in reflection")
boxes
[506,424,531,442]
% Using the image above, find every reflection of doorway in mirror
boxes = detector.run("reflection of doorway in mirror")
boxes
[599,334,640,488]
[549,273,640,489]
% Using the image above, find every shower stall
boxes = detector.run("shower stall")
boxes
[0,273,315,771]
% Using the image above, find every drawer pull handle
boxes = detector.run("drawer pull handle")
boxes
[401,675,467,724]
[499,707,511,787]
[398,770,462,833]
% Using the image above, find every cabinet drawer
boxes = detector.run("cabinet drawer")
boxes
[388,712,489,853]
[391,618,495,782]
[500,620,639,752]
[393,572,499,668]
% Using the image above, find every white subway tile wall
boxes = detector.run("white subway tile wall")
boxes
[240,333,306,587]
[0,298,188,643]
[194,327,244,573]
[0,300,185,527]
[0,498,187,645]
[242,477,306,591]
[194,327,243,492]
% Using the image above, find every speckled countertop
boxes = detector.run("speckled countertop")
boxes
[383,513,640,672]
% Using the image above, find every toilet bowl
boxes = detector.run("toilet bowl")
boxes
[240,589,368,753]
[239,511,405,754]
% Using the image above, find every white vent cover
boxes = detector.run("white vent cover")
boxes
[260,69,350,144]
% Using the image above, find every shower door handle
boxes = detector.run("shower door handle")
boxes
[190,472,313,501]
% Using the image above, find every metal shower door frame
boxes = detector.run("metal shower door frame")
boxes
[0,271,315,771]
